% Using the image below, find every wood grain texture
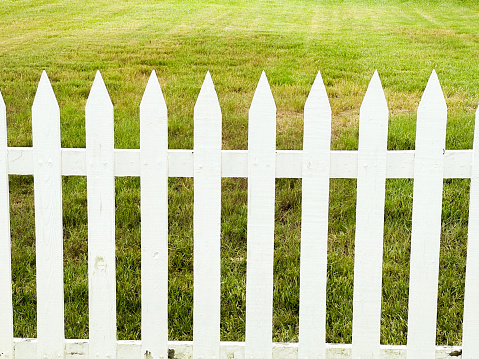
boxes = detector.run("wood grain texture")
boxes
[406,70,447,359]
[298,71,331,359]
[0,89,13,359]
[86,71,116,359]
[193,72,222,359]
[32,71,65,359]
[462,104,479,359]
[245,72,276,359]
[351,71,388,359]
[140,71,169,359]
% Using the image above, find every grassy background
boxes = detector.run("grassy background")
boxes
[2,0,479,346]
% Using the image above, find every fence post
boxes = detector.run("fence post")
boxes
[140,71,169,359]
[0,89,13,359]
[406,70,447,359]
[86,71,116,359]
[245,72,276,359]
[298,71,331,359]
[462,104,479,359]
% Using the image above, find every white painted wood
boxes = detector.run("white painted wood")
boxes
[406,70,447,359]
[298,71,331,359]
[462,103,479,359]
[86,71,116,359]
[11,339,465,359]
[192,72,222,359]
[2,71,478,358]
[140,71,169,359]
[5,147,476,179]
[245,72,276,359]
[351,71,388,359]
[32,71,65,359]
[0,89,13,359]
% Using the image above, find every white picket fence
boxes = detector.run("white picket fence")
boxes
[0,69,478,359]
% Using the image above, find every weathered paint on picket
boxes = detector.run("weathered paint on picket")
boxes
[245,71,276,359]
[140,71,169,359]
[32,71,65,359]
[9,339,467,359]
[351,70,388,359]
[86,71,117,359]
[298,71,331,359]
[193,72,222,359]
[462,104,479,359]
[0,89,13,359]
[406,70,447,359]
[0,70,477,359]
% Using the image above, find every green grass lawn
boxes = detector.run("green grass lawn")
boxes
[2,0,479,346]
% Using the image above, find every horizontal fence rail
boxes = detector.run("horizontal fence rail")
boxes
[1,69,479,359]
[4,147,478,178]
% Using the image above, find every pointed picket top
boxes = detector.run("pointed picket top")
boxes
[86,71,112,109]
[194,71,221,119]
[470,103,479,178]
[305,70,331,113]
[0,89,5,140]
[140,70,167,113]
[474,104,479,151]
[0,88,5,113]
[302,70,331,157]
[196,71,218,102]
[360,70,387,112]
[32,71,59,111]
[0,87,7,158]
[32,71,60,150]
[475,103,479,147]
[418,70,447,111]
[250,71,275,111]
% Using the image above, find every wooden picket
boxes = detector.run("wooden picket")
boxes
[244,72,277,359]
[351,70,388,359]
[462,104,479,359]
[86,71,116,359]
[32,71,65,359]
[0,69,478,359]
[193,72,222,359]
[0,89,13,359]
[406,70,447,359]
[298,71,331,359]
[140,70,169,359]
